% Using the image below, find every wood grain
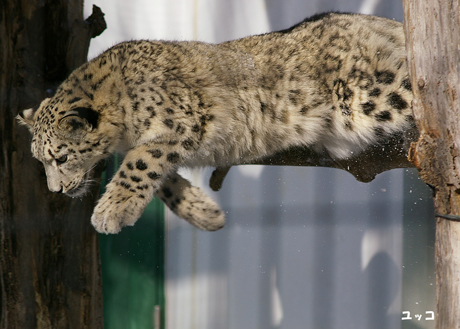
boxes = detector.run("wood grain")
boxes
[0,4,106,329]
[402,0,460,327]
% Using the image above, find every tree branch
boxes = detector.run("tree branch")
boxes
[210,126,418,191]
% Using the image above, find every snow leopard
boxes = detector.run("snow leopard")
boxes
[17,12,414,234]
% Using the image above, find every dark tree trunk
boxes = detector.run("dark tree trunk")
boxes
[0,2,106,328]
[402,0,460,327]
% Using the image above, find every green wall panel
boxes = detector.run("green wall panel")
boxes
[99,157,165,329]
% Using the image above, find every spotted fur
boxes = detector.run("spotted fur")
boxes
[17,13,414,234]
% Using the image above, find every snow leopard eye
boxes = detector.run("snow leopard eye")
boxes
[56,155,68,164]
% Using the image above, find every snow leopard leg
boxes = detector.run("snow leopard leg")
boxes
[157,171,225,231]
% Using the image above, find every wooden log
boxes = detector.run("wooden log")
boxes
[402,0,460,327]
[0,3,106,328]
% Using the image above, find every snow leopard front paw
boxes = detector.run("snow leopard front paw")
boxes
[91,189,148,234]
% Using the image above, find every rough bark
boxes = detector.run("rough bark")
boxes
[0,2,106,329]
[402,0,460,327]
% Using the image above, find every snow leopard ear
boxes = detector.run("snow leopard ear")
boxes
[16,107,37,133]
[58,107,100,136]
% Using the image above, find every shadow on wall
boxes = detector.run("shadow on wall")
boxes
[364,252,400,328]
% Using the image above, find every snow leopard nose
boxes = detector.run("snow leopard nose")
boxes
[48,183,63,193]
[46,178,63,193]
[44,166,63,193]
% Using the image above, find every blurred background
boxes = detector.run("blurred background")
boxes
[84,1,435,328]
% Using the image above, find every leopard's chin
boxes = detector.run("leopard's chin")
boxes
[65,182,90,198]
